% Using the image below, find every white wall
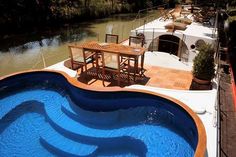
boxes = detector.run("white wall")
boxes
[131,29,217,63]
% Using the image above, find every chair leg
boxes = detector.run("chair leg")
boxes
[134,57,138,82]
[128,59,130,84]
[81,66,84,73]
[118,71,120,86]
[140,54,145,77]
[96,53,99,77]
[84,64,88,75]
[71,60,74,70]
[102,68,105,87]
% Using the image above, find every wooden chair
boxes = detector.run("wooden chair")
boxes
[129,36,144,47]
[101,51,128,86]
[172,5,182,19]
[159,9,172,21]
[157,7,165,17]
[127,36,144,80]
[105,34,119,44]
[98,34,119,69]
[68,45,96,74]
[161,5,182,21]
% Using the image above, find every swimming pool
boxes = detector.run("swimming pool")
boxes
[0,70,206,157]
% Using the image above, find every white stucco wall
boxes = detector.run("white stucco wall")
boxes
[131,19,217,63]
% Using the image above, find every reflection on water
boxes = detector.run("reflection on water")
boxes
[0,12,160,77]
[8,36,62,54]
[106,24,114,34]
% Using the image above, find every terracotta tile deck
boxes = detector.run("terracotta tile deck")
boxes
[64,59,193,90]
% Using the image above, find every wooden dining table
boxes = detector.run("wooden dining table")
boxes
[71,41,146,81]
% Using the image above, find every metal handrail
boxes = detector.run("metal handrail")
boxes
[131,3,168,29]
[216,44,221,157]
[132,3,168,22]
[31,50,66,70]
[213,24,221,157]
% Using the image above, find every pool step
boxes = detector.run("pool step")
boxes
[45,105,110,137]
[61,100,119,126]
[44,102,147,156]
[44,101,139,143]
[0,94,31,119]
[40,124,98,157]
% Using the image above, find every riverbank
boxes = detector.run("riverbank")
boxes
[0,11,161,77]
[0,13,138,52]
[0,0,162,36]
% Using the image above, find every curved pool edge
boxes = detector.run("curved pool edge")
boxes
[0,69,207,157]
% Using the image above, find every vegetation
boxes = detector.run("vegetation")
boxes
[228,0,236,6]
[192,43,215,81]
[2,0,231,34]
[0,0,170,34]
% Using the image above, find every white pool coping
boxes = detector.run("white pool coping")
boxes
[45,59,77,78]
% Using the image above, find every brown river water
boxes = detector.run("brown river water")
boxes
[0,12,160,77]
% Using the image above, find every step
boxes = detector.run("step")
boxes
[61,99,119,126]
[0,92,28,119]
[45,103,148,155]
[45,102,121,138]
[40,124,97,157]
[0,90,55,119]
[45,101,160,141]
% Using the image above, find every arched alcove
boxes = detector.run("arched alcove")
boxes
[148,35,180,55]
[158,35,180,55]
[148,34,189,61]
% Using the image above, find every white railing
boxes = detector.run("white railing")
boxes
[214,26,221,157]
[131,3,168,30]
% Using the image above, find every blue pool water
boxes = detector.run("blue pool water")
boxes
[0,72,198,157]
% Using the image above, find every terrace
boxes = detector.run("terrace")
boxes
[62,52,193,90]
[1,2,234,157]
[44,6,220,157]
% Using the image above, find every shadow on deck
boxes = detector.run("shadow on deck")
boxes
[64,59,193,90]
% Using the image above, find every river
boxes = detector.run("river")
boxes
[0,12,159,77]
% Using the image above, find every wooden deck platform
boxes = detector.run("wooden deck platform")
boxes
[64,59,192,90]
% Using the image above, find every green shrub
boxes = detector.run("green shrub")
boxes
[192,43,215,80]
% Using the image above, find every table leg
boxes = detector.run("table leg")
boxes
[128,59,130,84]
[134,57,138,82]
[96,52,99,77]
[140,54,145,76]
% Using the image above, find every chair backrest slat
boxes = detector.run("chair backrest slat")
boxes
[70,46,83,58]
[129,36,144,48]
[102,51,120,70]
[68,46,87,63]
[105,34,119,44]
